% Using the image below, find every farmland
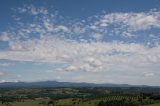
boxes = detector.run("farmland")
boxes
[0,87,160,106]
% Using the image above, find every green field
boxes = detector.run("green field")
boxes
[0,98,159,106]
[0,87,160,106]
[145,103,160,106]
[0,99,98,106]
[0,100,39,106]
[0,99,160,106]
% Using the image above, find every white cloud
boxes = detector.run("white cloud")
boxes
[0,37,160,73]
[8,7,160,42]
[127,14,159,31]
[64,65,78,71]
[0,32,10,41]
[90,10,160,37]
[1,7,160,74]
[43,19,54,32]
[17,5,48,15]
[92,33,103,41]
[1,6,160,85]
[55,25,70,33]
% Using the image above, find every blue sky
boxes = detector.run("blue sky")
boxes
[0,0,160,85]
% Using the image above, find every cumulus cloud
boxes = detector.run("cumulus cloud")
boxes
[5,6,160,42]
[0,37,160,73]
[88,10,160,37]
[112,12,159,30]
[0,5,160,77]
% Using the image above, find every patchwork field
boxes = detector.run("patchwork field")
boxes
[0,87,160,106]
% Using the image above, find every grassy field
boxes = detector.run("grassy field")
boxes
[145,103,160,106]
[0,99,88,106]
[0,99,153,106]
[0,99,100,106]
[0,87,160,106]
[0,100,39,106]
[0,98,135,106]
[0,99,160,106]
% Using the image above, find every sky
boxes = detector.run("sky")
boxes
[0,0,160,86]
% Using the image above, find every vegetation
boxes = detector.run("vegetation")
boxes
[0,87,160,106]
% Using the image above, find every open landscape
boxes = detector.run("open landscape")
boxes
[0,81,160,106]
[0,0,160,106]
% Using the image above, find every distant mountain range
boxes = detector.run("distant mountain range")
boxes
[0,81,158,88]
